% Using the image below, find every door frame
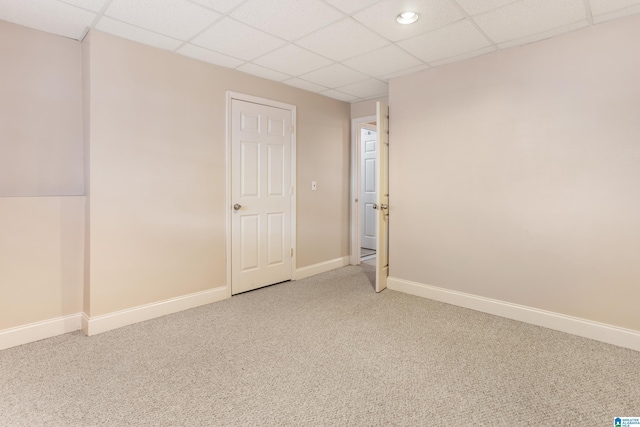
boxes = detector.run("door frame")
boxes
[225,92,297,297]
[350,114,376,266]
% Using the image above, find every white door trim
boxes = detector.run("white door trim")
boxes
[226,91,297,297]
[350,115,376,265]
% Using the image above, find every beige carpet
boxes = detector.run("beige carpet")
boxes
[1,266,639,426]
[362,256,376,267]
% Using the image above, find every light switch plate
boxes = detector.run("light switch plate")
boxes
[312,181,317,190]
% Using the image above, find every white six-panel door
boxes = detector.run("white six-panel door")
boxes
[231,99,292,295]
[360,127,377,251]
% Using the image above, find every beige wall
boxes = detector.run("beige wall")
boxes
[0,197,85,329]
[0,21,86,332]
[389,15,640,331]
[0,20,83,197]
[0,22,349,333]
[351,97,388,119]
[85,31,350,316]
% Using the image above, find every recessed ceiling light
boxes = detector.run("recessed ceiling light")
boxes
[396,11,419,25]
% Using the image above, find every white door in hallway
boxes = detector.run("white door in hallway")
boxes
[231,99,293,295]
[360,127,377,251]
[375,101,389,293]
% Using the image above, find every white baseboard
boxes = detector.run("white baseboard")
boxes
[0,287,230,349]
[83,286,229,336]
[387,277,640,352]
[0,313,82,350]
[296,256,350,280]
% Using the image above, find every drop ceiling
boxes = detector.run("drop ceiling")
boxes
[1,0,639,103]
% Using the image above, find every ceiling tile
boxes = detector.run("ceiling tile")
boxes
[320,89,360,102]
[282,78,328,93]
[398,19,491,63]
[6,0,640,104]
[343,44,423,77]
[353,0,464,42]
[177,43,245,68]
[429,45,497,66]
[237,63,291,81]
[188,0,246,13]
[473,0,586,44]
[58,0,109,13]
[497,20,587,49]
[230,0,344,41]
[253,44,333,76]
[192,17,286,61]
[338,79,388,98]
[95,17,183,50]
[0,0,96,39]
[296,19,389,61]
[104,0,219,40]
[592,3,640,22]
[454,0,518,16]
[589,0,640,15]
[323,0,384,15]
[300,63,369,87]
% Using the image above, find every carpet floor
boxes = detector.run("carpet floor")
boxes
[1,266,639,426]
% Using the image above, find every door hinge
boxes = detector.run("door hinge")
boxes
[290,187,294,196]
[290,125,294,133]
[290,248,294,257]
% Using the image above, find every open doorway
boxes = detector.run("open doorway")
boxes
[352,118,378,289]
[351,117,378,289]
[351,115,376,266]
[351,101,389,292]
[360,124,377,266]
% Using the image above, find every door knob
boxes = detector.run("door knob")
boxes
[372,204,378,210]
[380,204,388,210]
[233,203,242,211]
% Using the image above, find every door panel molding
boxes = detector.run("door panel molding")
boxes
[226,92,297,297]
